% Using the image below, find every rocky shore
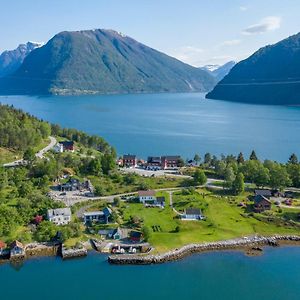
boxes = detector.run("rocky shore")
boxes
[61,246,87,259]
[108,235,300,265]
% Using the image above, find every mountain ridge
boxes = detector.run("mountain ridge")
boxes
[0,29,216,96]
[206,32,300,105]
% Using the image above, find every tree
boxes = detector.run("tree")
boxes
[113,197,121,207]
[224,167,235,189]
[141,226,151,242]
[94,185,105,196]
[232,173,245,195]
[237,152,245,164]
[249,150,258,161]
[204,153,212,165]
[177,158,185,168]
[287,163,300,187]
[288,153,298,165]
[269,164,291,190]
[34,221,58,242]
[193,154,201,165]
[215,160,226,177]
[193,169,207,186]
[23,148,35,163]
[253,164,270,187]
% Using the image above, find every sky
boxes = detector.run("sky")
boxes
[1,0,300,66]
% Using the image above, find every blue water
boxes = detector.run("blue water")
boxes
[1,248,300,299]
[1,93,300,161]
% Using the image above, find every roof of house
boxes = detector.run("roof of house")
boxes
[254,189,272,197]
[60,141,74,147]
[156,196,165,202]
[254,195,271,205]
[185,208,202,215]
[47,208,72,218]
[0,240,7,249]
[103,207,112,217]
[161,156,181,160]
[10,240,24,249]
[123,154,136,160]
[147,156,161,163]
[138,190,156,197]
[83,211,104,217]
[130,231,142,238]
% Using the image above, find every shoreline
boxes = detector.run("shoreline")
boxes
[108,235,300,265]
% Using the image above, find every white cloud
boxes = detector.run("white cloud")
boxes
[240,6,248,11]
[170,46,204,66]
[242,16,281,35]
[220,39,241,46]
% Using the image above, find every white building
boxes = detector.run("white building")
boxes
[138,190,156,203]
[181,208,204,220]
[47,208,72,225]
[53,143,64,153]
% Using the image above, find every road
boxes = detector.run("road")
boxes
[3,136,57,167]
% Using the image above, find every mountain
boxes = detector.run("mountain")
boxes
[201,61,236,82]
[206,33,300,105]
[0,42,43,78]
[0,29,216,96]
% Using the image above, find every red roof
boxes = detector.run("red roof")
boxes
[138,190,155,197]
[0,240,7,249]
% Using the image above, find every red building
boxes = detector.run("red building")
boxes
[161,156,181,169]
[60,141,75,152]
[123,154,137,167]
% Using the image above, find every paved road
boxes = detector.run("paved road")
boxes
[3,136,57,167]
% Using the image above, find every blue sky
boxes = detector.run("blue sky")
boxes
[1,0,300,66]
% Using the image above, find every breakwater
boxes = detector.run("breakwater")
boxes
[108,235,300,265]
[61,246,87,259]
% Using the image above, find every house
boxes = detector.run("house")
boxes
[47,208,72,225]
[84,208,112,224]
[98,228,127,240]
[123,154,137,168]
[156,196,166,207]
[59,178,83,192]
[111,227,123,240]
[83,211,104,224]
[182,208,204,220]
[254,195,272,212]
[146,157,162,170]
[254,189,272,199]
[0,240,7,255]
[161,156,181,169]
[60,141,75,152]
[138,190,156,203]
[130,231,143,242]
[53,143,64,153]
[10,241,25,258]
[103,207,112,224]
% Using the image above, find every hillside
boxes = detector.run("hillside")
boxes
[201,61,236,82]
[0,29,216,95]
[206,33,300,105]
[0,42,42,78]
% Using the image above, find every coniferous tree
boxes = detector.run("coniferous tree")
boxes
[237,152,245,164]
[288,153,298,164]
[249,150,258,161]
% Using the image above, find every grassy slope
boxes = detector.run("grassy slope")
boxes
[122,189,300,252]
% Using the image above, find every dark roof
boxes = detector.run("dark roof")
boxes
[254,189,272,197]
[147,156,161,163]
[130,231,142,238]
[10,240,24,249]
[185,208,201,215]
[60,141,74,147]
[103,207,112,217]
[123,154,136,160]
[162,156,181,160]
[254,195,271,204]
[156,196,165,202]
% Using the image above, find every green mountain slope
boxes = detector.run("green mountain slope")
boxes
[206,32,300,105]
[0,29,216,95]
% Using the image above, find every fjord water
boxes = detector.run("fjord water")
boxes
[1,93,300,161]
[1,248,300,299]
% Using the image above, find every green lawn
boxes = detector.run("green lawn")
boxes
[0,147,21,164]
[121,189,300,253]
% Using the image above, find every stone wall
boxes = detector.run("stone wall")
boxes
[108,235,300,265]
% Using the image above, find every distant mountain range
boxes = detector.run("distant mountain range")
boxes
[201,61,236,82]
[0,42,43,78]
[0,29,216,96]
[206,33,300,105]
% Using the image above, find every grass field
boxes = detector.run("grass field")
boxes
[121,189,300,252]
[0,147,21,164]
